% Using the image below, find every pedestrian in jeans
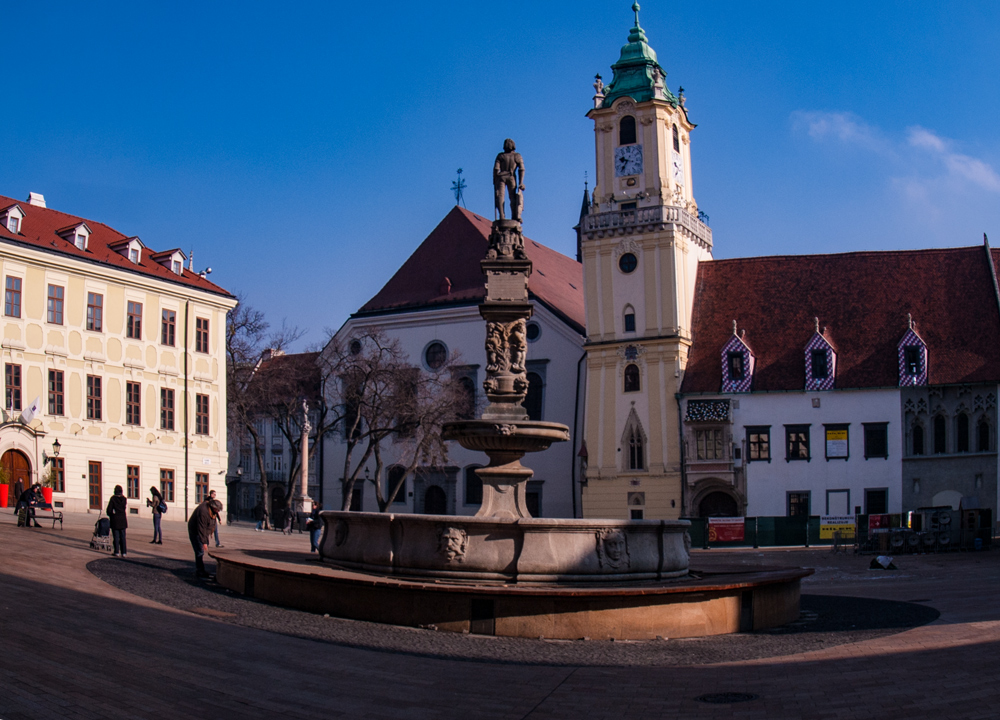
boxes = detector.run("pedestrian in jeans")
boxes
[308,502,323,553]
[106,485,129,558]
[253,500,266,531]
[146,486,164,544]
[209,490,224,547]
[188,499,222,579]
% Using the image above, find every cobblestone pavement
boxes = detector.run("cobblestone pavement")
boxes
[0,510,998,719]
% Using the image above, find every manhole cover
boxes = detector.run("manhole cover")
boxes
[695,692,760,704]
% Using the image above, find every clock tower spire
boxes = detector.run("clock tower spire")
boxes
[580,5,713,521]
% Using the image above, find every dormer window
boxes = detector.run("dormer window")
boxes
[805,326,836,390]
[727,352,744,380]
[0,205,25,234]
[811,350,828,378]
[898,323,928,386]
[57,222,92,251]
[111,236,145,265]
[721,327,754,393]
[129,248,139,263]
[149,248,188,277]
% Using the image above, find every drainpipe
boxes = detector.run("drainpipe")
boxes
[676,392,687,519]
[184,300,190,520]
[570,351,586,519]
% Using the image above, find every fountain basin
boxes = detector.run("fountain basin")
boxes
[319,512,690,583]
[441,419,570,454]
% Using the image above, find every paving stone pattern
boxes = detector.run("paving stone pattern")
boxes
[0,510,997,719]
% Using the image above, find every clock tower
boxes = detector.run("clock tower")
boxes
[580,4,713,520]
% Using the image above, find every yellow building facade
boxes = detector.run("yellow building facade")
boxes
[0,193,236,520]
[580,9,713,519]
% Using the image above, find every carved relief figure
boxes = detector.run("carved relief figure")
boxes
[438,526,469,563]
[595,528,631,570]
[508,319,527,373]
[493,138,525,222]
[485,322,505,373]
[333,519,349,547]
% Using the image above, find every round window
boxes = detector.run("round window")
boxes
[424,341,447,370]
[619,253,637,273]
[526,322,541,342]
[348,339,362,356]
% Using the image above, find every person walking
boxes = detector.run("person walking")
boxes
[253,499,266,532]
[308,502,323,553]
[12,478,24,515]
[146,486,164,544]
[188,498,222,579]
[209,490,224,547]
[106,485,129,558]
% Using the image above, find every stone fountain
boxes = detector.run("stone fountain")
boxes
[317,139,691,583]
[213,140,809,640]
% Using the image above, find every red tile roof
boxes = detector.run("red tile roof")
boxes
[0,194,232,298]
[357,206,585,333]
[682,245,1000,393]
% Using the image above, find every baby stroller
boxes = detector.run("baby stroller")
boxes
[90,514,113,553]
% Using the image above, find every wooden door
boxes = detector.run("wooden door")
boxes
[88,461,102,510]
[1,450,31,502]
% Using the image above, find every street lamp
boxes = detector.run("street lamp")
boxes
[51,438,61,457]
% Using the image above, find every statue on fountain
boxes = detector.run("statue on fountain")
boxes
[493,138,525,222]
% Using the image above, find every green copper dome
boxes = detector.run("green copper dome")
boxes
[600,3,679,108]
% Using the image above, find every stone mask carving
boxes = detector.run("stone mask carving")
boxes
[438,526,469,563]
[596,528,630,570]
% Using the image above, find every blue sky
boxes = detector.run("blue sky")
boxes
[3,2,999,347]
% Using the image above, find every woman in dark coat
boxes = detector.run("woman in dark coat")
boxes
[146,486,164,544]
[106,485,129,557]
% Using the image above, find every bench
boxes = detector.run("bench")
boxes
[30,503,64,529]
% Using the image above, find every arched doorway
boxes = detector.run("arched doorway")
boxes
[1,450,31,503]
[424,485,447,515]
[699,491,738,517]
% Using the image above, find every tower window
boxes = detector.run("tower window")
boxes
[618,253,637,273]
[626,426,644,470]
[903,346,922,375]
[624,364,640,393]
[672,124,680,152]
[624,309,635,332]
[619,115,637,145]
[727,352,745,381]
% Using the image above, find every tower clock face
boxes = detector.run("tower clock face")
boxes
[614,145,643,177]
[672,150,684,185]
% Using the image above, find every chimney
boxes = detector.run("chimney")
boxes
[27,192,46,208]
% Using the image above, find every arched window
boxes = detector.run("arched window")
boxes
[619,115,637,145]
[387,465,407,504]
[956,413,970,453]
[457,376,476,420]
[623,305,635,332]
[524,372,543,421]
[912,422,924,455]
[933,415,947,454]
[464,465,483,505]
[672,124,680,152]
[978,417,991,452]
[626,424,644,470]
[624,364,640,393]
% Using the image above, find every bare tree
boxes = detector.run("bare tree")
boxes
[331,328,471,512]
[225,296,302,525]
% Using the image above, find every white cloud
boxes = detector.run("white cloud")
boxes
[907,126,1000,193]
[790,111,890,154]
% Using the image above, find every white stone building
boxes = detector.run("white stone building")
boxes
[321,207,586,518]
